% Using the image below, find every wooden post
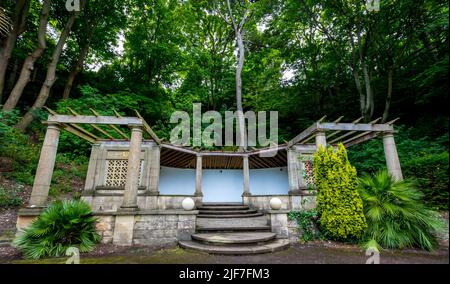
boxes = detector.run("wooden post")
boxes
[28,122,61,207]
[120,125,143,211]
[242,156,251,197]
[195,155,203,197]
[382,133,403,181]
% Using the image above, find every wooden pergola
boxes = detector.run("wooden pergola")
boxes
[287,116,400,147]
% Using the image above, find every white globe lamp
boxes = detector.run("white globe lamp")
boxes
[182,198,195,211]
[270,197,282,210]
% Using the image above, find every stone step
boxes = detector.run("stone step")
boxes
[196,226,271,233]
[197,216,268,229]
[197,212,264,218]
[197,205,250,211]
[192,232,276,245]
[199,209,257,215]
[179,239,290,255]
[202,202,244,206]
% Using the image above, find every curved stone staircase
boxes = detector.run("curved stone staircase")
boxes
[179,203,290,254]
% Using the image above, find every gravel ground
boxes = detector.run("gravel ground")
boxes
[1,241,448,264]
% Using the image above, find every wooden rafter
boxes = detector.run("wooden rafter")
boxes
[67,107,115,140]
[88,109,130,140]
[134,110,161,144]
[328,118,382,144]
[43,107,98,143]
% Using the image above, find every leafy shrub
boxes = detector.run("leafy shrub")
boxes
[314,144,367,241]
[0,187,22,207]
[358,170,444,251]
[402,152,449,210]
[288,209,321,242]
[13,199,101,259]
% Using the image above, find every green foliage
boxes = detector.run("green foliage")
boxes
[0,186,22,207]
[314,144,367,241]
[13,199,101,259]
[0,111,39,184]
[288,209,321,242]
[403,152,449,210]
[358,170,445,251]
[348,127,449,210]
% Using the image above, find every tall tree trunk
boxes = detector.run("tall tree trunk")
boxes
[382,67,393,123]
[349,31,365,118]
[15,10,79,130]
[0,0,30,101]
[2,0,50,111]
[362,61,373,120]
[225,0,249,151]
[235,29,246,150]
[5,58,19,95]
[62,43,89,99]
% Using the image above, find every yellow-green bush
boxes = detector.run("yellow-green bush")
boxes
[314,144,367,240]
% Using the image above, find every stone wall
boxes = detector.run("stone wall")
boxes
[95,216,115,244]
[83,195,200,211]
[93,211,197,246]
[133,214,196,246]
[245,194,317,211]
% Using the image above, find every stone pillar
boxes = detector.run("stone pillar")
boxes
[315,130,327,149]
[287,149,300,195]
[120,125,143,211]
[148,145,160,195]
[195,155,203,197]
[28,122,61,207]
[242,156,251,197]
[382,133,403,181]
[83,143,101,194]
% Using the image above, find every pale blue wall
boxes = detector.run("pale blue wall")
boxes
[158,167,196,195]
[249,167,289,195]
[158,166,289,201]
[202,169,244,202]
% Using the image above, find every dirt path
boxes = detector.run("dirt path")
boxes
[2,242,448,264]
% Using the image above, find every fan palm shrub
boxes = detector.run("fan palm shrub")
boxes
[13,199,101,259]
[358,170,444,251]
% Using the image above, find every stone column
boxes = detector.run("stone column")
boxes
[195,155,203,197]
[120,125,143,211]
[287,149,300,195]
[83,143,101,194]
[315,130,327,149]
[242,155,251,197]
[29,122,61,207]
[148,145,160,195]
[382,133,403,181]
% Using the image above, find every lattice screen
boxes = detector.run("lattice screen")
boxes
[105,160,143,187]
[298,155,315,188]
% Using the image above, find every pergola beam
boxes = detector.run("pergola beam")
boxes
[328,118,383,144]
[47,114,143,125]
[344,132,381,147]
[134,110,162,144]
[326,117,362,140]
[88,109,130,140]
[287,123,318,147]
[67,107,115,140]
